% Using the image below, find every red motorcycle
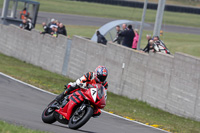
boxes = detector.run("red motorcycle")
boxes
[41,83,106,129]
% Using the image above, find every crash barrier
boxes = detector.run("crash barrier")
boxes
[75,0,200,14]
[0,24,199,121]
[0,24,69,74]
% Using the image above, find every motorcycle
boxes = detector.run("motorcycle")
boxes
[41,83,106,129]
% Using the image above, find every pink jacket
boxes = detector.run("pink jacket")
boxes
[132,33,139,49]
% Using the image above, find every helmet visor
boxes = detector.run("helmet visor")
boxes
[98,75,107,82]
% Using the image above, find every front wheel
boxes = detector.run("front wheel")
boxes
[68,106,94,129]
[41,100,57,124]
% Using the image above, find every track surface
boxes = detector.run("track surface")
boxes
[0,73,168,133]
[37,12,200,35]
[0,8,200,35]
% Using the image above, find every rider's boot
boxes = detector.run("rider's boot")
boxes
[55,91,66,104]
[55,86,77,104]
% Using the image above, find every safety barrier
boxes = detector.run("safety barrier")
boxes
[0,24,199,121]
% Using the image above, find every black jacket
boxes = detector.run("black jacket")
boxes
[41,25,51,34]
[23,21,32,31]
[58,26,67,36]
[143,39,152,53]
[113,30,123,44]
[119,29,135,48]
[97,34,107,45]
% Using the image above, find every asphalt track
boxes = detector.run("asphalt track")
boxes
[37,12,200,35]
[0,73,169,133]
[0,8,200,34]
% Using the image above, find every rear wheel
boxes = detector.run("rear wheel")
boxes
[41,100,57,124]
[68,106,93,129]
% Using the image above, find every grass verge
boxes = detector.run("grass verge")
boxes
[35,24,200,58]
[0,120,49,133]
[33,0,200,28]
[0,53,200,133]
[1,0,199,28]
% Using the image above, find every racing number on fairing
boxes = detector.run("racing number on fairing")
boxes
[90,88,97,102]
[92,90,96,96]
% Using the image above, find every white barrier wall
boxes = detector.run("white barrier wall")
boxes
[0,24,68,74]
[67,36,200,121]
[0,25,199,121]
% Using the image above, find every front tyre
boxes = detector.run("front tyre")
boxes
[69,106,93,129]
[41,100,57,124]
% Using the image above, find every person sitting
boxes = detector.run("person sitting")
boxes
[96,30,107,45]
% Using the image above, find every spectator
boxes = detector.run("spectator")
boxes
[96,30,107,45]
[143,34,152,53]
[153,36,170,54]
[20,18,32,31]
[58,23,67,36]
[119,25,135,48]
[122,23,128,31]
[132,29,139,49]
[40,22,51,34]
[51,26,58,38]
[48,18,56,28]
[56,20,60,27]
[148,40,155,52]
[113,25,122,44]
[20,8,29,20]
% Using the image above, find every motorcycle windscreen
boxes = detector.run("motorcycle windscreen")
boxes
[96,85,106,109]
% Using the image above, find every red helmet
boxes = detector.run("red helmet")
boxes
[95,66,108,82]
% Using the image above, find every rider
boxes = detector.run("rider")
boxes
[55,65,108,117]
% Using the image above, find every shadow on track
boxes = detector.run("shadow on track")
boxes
[52,123,96,133]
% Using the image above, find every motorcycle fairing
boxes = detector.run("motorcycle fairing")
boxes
[55,90,88,120]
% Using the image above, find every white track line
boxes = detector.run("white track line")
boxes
[0,72,170,133]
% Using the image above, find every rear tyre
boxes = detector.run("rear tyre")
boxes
[68,106,93,129]
[41,100,57,124]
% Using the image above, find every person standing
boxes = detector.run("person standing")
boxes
[143,34,152,53]
[122,23,128,31]
[20,8,29,20]
[119,25,135,48]
[132,29,139,49]
[113,25,123,44]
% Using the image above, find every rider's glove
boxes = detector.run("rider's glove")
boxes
[65,82,77,89]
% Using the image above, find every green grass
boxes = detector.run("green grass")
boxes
[0,52,74,94]
[0,52,200,133]
[35,24,99,39]
[35,24,200,57]
[0,120,49,133]
[34,0,200,28]
[131,0,200,7]
[1,0,200,27]
[140,30,200,57]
